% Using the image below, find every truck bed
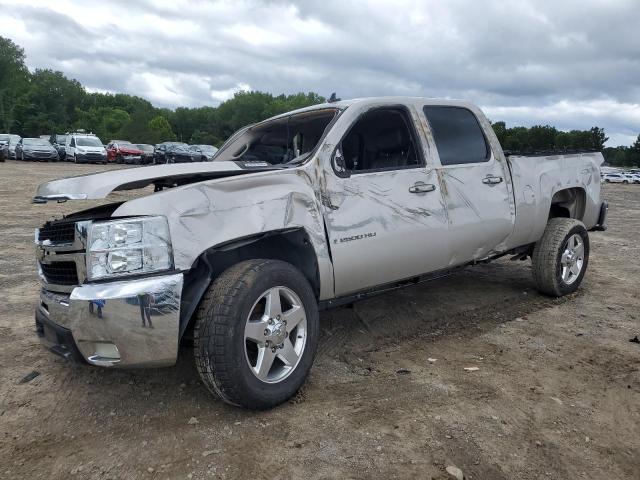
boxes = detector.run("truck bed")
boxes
[504,151,604,250]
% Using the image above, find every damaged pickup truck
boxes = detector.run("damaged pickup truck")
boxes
[33,97,608,409]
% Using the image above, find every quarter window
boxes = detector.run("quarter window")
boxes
[423,106,489,165]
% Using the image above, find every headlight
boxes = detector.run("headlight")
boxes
[86,216,173,280]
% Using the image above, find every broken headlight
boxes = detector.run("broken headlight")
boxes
[86,216,173,281]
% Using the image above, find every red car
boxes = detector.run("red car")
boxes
[106,140,145,164]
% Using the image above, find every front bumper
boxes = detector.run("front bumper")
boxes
[36,273,183,368]
[76,152,107,163]
[24,151,59,161]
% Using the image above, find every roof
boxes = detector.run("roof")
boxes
[266,96,478,121]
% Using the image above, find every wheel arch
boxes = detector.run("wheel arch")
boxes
[549,187,586,221]
[178,228,321,340]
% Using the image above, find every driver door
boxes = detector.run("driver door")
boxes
[321,106,451,296]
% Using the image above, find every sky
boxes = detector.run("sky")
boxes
[1,0,639,146]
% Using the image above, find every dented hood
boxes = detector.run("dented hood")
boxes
[33,162,248,202]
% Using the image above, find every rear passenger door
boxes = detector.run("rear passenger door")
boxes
[423,106,514,264]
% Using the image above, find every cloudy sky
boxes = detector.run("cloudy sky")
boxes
[1,0,639,145]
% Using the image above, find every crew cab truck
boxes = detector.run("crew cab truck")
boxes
[33,97,608,409]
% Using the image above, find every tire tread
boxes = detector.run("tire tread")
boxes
[194,259,317,409]
[532,217,588,296]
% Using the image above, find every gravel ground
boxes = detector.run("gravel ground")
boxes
[0,160,638,480]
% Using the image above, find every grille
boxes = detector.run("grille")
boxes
[39,221,76,243]
[40,261,79,285]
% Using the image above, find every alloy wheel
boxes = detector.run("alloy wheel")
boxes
[560,233,585,285]
[243,286,307,384]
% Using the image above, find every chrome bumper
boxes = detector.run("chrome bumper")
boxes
[36,273,183,368]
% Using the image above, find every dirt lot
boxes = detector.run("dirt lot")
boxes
[0,160,638,480]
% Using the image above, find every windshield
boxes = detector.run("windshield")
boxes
[192,145,218,153]
[167,145,190,153]
[76,137,103,147]
[0,135,9,142]
[55,135,67,144]
[214,108,338,165]
[135,144,154,152]
[23,139,51,146]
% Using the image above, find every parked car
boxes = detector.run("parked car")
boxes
[165,144,202,163]
[188,144,219,161]
[134,144,155,164]
[49,134,68,160]
[65,134,107,163]
[106,140,144,164]
[153,142,188,164]
[32,97,607,410]
[15,138,59,161]
[602,173,628,183]
[6,134,21,159]
[0,134,12,161]
[625,173,640,184]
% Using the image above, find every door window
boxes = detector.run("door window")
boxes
[423,106,489,165]
[338,108,421,174]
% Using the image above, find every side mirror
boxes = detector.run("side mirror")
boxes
[332,146,349,177]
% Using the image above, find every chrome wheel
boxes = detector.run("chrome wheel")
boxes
[560,233,584,285]
[244,286,307,384]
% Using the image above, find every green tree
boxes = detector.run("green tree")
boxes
[74,107,130,142]
[589,127,609,151]
[0,36,30,132]
[148,115,176,144]
[14,69,86,136]
[628,134,640,166]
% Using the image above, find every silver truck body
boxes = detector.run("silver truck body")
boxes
[33,97,606,368]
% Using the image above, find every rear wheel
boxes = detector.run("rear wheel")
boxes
[532,218,589,297]
[194,259,319,409]
[623,180,629,184]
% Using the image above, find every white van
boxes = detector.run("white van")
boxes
[65,134,107,164]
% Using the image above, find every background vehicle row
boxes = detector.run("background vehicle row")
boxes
[1,133,219,165]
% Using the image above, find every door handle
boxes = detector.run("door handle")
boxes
[409,182,436,194]
[482,175,503,185]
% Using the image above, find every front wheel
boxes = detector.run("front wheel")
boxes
[194,259,319,409]
[532,218,589,297]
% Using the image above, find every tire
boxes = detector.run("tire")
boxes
[116,154,123,164]
[532,218,589,297]
[622,180,629,184]
[194,259,319,409]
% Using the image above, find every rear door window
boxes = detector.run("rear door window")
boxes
[423,106,489,165]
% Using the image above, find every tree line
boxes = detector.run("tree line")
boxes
[1,36,638,166]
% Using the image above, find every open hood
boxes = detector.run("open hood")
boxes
[33,162,249,203]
